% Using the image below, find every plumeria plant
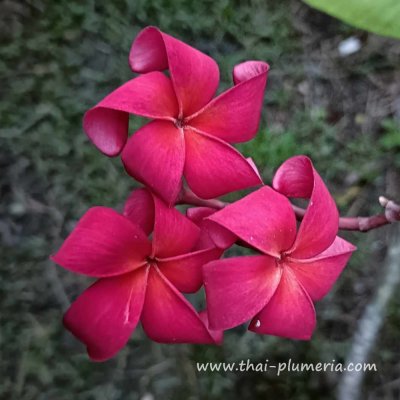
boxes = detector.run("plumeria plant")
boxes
[51,26,400,361]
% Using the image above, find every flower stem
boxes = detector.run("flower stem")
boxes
[178,187,400,233]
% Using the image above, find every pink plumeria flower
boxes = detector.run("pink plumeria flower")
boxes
[184,156,261,249]
[51,189,222,361]
[203,156,356,340]
[84,26,269,205]
[186,206,236,251]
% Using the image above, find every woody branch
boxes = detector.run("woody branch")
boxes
[178,188,400,233]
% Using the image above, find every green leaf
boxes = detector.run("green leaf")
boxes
[303,0,400,39]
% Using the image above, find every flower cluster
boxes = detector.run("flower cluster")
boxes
[52,26,356,361]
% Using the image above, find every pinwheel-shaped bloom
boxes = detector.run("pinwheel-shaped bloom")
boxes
[84,26,269,204]
[52,188,222,361]
[203,156,356,339]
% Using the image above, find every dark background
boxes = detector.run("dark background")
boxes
[1,1,400,399]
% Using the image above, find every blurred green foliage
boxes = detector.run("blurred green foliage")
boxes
[1,1,400,399]
[379,119,400,166]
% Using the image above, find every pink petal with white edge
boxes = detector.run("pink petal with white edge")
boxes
[83,72,178,156]
[184,128,262,199]
[141,267,217,344]
[206,186,296,257]
[186,207,237,250]
[123,188,155,236]
[247,157,262,180]
[203,255,282,330]
[152,195,200,258]
[129,26,219,116]
[249,267,316,340]
[121,120,185,206]
[287,236,356,301]
[51,207,151,277]
[157,247,222,293]
[273,155,339,259]
[63,267,149,361]
[188,61,269,143]
[232,60,269,85]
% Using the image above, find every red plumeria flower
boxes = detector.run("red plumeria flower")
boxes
[83,26,269,205]
[51,189,222,361]
[203,156,356,340]
[186,206,236,251]
[184,156,260,249]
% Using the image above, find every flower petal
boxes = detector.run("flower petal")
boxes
[199,310,223,345]
[249,267,316,340]
[186,206,216,224]
[152,195,200,258]
[247,157,262,181]
[187,61,269,143]
[186,207,236,250]
[157,247,222,293]
[129,26,219,116]
[287,236,356,301]
[51,207,151,277]
[121,120,185,206]
[63,267,148,361]
[206,186,296,257]
[273,155,339,259]
[123,188,155,236]
[83,72,178,156]
[203,255,282,330]
[141,267,217,343]
[184,129,262,199]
